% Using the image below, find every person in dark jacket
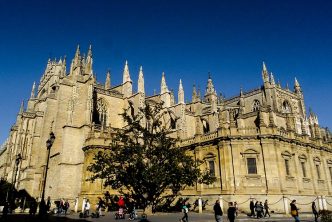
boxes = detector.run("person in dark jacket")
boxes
[290,199,300,222]
[256,202,263,218]
[228,202,237,222]
[312,202,318,222]
[213,200,223,222]
[249,200,255,217]
[264,200,270,217]
[2,201,9,219]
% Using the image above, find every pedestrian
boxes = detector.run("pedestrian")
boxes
[290,199,300,222]
[2,201,9,219]
[213,200,223,222]
[84,199,91,217]
[227,202,237,222]
[127,196,136,220]
[234,201,238,217]
[118,195,125,209]
[264,199,270,217]
[64,199,70,215]
[312,202,318,222]
[254,201,259,216]
[97,197,104,216]
[249,200,255,217]
[46,196,51,213]
[29,198,37,216]
[180,200,189,222]
[256,202,263,218]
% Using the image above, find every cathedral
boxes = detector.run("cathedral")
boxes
[0,45,331,212]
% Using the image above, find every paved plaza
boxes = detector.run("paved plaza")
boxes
[0,212,318,222]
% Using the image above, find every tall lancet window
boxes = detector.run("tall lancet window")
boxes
[252,100,260,112]
[202,119,210,134]
[282,100,292,113]
[97,98,108,128]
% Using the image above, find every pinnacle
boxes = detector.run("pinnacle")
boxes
[263,61,267,71]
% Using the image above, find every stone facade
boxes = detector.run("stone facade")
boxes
[0,46,331,212]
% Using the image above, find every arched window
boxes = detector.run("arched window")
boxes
[129,102,135,117]
[97,98,108,127]
[202,119,210,134]
[327,160,332,181]
[299,154,307,178]
[252,100,260,112]
[204,153,216,177]
[241,149,259,175]
[313,157,321,180]
[170,117,176,129]
[281,151,292,176]
[282,100,292,113]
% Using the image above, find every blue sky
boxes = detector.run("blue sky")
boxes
[0,0,331,144]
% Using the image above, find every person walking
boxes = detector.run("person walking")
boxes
[227,202,237,222]
[46,196,51,213]
[97,197,104,216]
[64,200,70,215]
[256,202,263,218]
[312,202,318,222]
[290,199,300,222]
[234,201,238,217]
[180,201,189,222]
[29,199,37,216]
[84,199,91,217]
[249,200,255,217]
[2,201,9,219]
[213,200,223,222]
[264,199,270,217]
[127,196,136,220]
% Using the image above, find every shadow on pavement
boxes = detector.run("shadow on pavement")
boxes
[0,214,90,222]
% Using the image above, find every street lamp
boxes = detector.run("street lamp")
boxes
[39,132,55,216]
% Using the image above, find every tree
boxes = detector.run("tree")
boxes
[87,102,215,211]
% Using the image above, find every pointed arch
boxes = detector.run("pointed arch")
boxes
[201,118,210,134]
[282,100,292,113]
[252,100,260,112]
[94,97,108,127]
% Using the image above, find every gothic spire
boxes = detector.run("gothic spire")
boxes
[30,82,36,99]
[192,84,197,102]
[160,72,169,94]
[197,86,201,101]
[63,55,66,66]
[74,44,80,58]
[205,73,216,95]
[262,61,269,83]
[138,66,145,94]
[19,100,24,114]
[270,72,275,85]
[85,44,93,74]
[178,79,185,104]
[105,70,111,90]
[294,77,302,94]
[277,79,281,88]
[122,60,131,83]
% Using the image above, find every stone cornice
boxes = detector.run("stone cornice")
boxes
[94,87,123,98]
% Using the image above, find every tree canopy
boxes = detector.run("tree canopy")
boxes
[87,102,215,210]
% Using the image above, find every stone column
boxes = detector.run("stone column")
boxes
[82,197,86,213]
[322,196,327,210]
[74,197,79,213]
[283,196,289,215]
[318,196,323,210]
[219,196,224,213]
[198,197,202,214]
